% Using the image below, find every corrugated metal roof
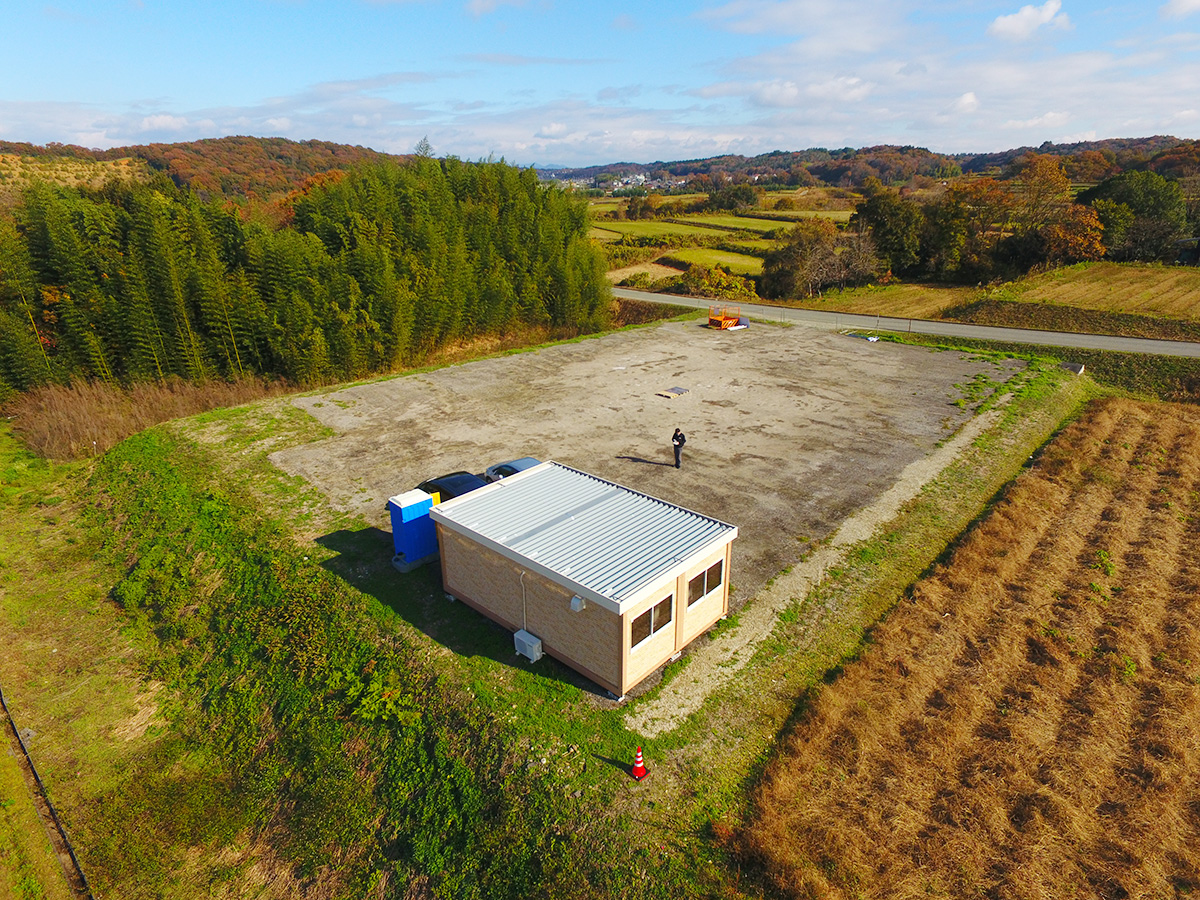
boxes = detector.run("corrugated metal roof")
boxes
[430,462,736,607]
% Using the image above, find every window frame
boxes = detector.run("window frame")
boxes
[630,593,674,649]
[687,559,724,606]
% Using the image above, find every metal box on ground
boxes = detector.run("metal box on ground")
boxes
[514,629,544,663]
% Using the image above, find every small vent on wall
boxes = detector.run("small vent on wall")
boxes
[570,595,586,612]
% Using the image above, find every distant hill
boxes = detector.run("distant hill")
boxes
[3,134,1197,206]
[541,136,1199,189]
[0,136,405,202]
[956,135,1188,174]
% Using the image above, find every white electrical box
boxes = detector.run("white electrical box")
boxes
[513,629,544,663]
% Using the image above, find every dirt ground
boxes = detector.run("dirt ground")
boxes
[270,320,1023,608]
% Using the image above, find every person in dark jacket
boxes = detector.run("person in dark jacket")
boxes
[672,428,686,469]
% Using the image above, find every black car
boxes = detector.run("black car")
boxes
[416,471,487,502]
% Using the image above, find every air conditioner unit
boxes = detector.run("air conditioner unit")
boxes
[514,629,544,663]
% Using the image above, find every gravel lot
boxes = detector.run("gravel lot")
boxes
[271,320,1022,607]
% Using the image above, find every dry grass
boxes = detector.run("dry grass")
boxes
[0,155,148,207]
[1015,263,1200,321]
[606,261,687,283]
[786,282,978,318]
[5,377,294,460]
[738,396,1200,900]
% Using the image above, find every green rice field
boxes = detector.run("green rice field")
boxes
[662,247,764,276]
[682,214,783,234]
[724,238,776,254]
[743,209,855,223]
[591,219,720,239]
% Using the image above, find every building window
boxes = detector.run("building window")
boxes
[631,595,673,648]
[688,560,724,606]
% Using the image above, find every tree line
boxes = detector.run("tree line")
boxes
[760,156,1195,300]
[0,157,610,397]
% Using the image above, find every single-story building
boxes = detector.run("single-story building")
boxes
[429,461,738,698]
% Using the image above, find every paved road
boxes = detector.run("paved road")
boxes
[612,287,1200,359]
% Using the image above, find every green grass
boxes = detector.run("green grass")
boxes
[662,248,765,276]
[743,208,854,223]
[722,238,776,254]
[898,332,1200,404]
[593,219,721,239]
[682,214,783,234]
[588,226,623,242]
[0,740,73,900]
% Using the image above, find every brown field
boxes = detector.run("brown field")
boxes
[739,397,1200,900]
[1014,263,1200,321]
[605,260,686,283]
[786,282,977,318]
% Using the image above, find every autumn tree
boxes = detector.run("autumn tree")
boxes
[921,178,1016,281]
[1078,170,1187,261]
[850,180,924,275]
[760,219,876,299]
[1012,154,1072,235]
[1042,204,1105,265]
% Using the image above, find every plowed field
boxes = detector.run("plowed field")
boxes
[739,397,1200,900]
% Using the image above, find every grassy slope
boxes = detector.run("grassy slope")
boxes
[0,428,286,900]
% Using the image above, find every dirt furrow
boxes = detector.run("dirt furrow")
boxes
[738,399,1200,900]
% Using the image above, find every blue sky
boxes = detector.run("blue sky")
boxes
[3,0,1199,167]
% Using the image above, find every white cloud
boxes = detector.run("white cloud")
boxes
[805,76,873,102]
[988,0,1071,40]
[700,1,901,59]
[751,80,801,107]
[465,0,525,16]
[535,122,568,138]
[1003,110,1071,129]
[139,114,188,130]
[950,92,980,114]
[1161,0,1200,17]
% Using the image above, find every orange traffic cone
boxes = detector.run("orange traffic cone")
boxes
[631,746,648,781]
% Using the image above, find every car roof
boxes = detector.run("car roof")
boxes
[493,457,540,469]
[424,471,483,486]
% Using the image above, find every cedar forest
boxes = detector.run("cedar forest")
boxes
[0,155,610,399]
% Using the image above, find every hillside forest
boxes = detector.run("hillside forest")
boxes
[0,156,610,400]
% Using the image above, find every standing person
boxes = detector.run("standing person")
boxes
[672,427,686,469]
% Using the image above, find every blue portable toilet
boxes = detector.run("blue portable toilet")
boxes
[388,489,440,572]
